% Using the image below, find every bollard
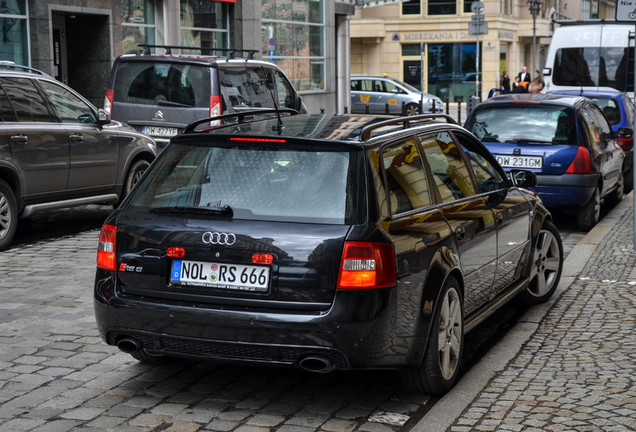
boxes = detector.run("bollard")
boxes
[446,98,450,115]
[457,100,462,125]
[365,105,370,114]
[385,103,389,114]
[344,106,348,114]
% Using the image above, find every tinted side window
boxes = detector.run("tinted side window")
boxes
[420,131,476,202]
[0,77,53,122]
[40,80,96,124]
[0,82,16,121]
[219,66,278,109]
[380,139,431,214]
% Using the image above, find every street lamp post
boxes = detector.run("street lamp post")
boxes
[528,0,542,76]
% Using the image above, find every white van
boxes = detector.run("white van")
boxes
[542,21,634,97]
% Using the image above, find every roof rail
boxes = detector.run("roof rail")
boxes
[182,108,300,134]
[137,44,258,60]
[0,61,50,77]
[359,113,458,141]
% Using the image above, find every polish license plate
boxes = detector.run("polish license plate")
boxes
[142,126,179,137]
[495,155,543,169]
[170,259,270,292]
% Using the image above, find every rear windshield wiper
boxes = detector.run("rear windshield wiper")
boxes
[150,205,234,218]
[508,138,553,145]
[156,100,192,108]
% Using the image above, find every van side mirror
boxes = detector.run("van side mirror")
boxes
[542,67,552,76]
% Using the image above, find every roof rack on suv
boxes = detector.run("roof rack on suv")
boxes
[138,44,258,60]
[0,61,51,77]
[183,108,300,134]
[359,113,458,140]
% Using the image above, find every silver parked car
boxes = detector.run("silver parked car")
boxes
[350,75,443,115]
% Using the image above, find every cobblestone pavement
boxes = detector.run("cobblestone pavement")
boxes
[448,205,636,432]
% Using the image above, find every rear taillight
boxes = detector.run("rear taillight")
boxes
[210,95,222,127]
[566,146,592,174]
[104,89,114,116]
[337,242,396,289]
[97,224,117,270]
[618,129,633,151]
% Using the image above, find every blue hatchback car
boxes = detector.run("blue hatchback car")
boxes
[465,93,625,231]
[547,90,634,192]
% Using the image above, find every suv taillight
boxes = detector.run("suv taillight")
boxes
[97,224,117,270]
[210,95,222,127]
[566,146,592,174]
[104,89,114,116]
[337,242,396,289]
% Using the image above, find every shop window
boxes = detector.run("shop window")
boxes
[0,0,28,65]
[180,0,229,53]
[121,0,156,54]
[262,0,325,91]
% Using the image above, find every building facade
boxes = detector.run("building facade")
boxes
[0,0,354,114]
[350,0,617,101]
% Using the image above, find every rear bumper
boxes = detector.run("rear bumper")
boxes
[534,173,599,207]
[94,273,428,370]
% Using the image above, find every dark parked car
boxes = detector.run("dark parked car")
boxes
[0,62,156,251]
[104,45,306,150]
[465,93,625,231]
[547,89,634,192]
[94,111,563,395]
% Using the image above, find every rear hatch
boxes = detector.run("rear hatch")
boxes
[113,136,367,311]
[466,102,580,175]
[108,60,213,147]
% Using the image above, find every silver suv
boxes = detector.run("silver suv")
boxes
[350,75,443,115]
[0,62,156,251]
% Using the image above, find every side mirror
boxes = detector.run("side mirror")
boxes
[542,67,552,76]
[97,108,110,125]
[509,169,537,188]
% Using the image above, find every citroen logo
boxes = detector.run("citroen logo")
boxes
[202,232,236,245]
[153,110,164,121]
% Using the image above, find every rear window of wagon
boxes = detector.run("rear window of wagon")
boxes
[125,140,367,225]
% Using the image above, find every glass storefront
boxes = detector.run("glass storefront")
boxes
[262,0,325,91]
[121,0,156,54]
[0,0,29,65]
[427,42,481,102]
[180,0,228,53]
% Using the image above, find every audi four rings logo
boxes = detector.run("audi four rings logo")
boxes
[202,232,236,245]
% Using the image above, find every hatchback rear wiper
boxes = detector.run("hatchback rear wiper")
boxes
[156,100,192,108]
[150,205,234,218]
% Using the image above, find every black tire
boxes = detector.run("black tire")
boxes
[130,350,176,365]
[577,186,600,231]
[122,159,150,200]
[404,103,420,116]
[605,172,624,208]
[401,275,464,395]
[518,220,563,305]
[0,179,18,252]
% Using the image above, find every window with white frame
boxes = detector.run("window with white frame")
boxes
[261,0,325,91]
[180,0,229,54]
[0,0,29,65]
[121,0,156,54]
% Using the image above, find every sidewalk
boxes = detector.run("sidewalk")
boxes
[414,195,636,432]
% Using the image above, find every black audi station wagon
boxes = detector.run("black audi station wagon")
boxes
[94,112,564,395]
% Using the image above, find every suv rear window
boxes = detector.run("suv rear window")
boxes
[113,61,211,107]
[467,105,577,144]
[126,141,365,225]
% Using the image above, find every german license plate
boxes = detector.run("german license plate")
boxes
[170,259,270,292]
[495,155,543,169]
[142,126,179,137]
